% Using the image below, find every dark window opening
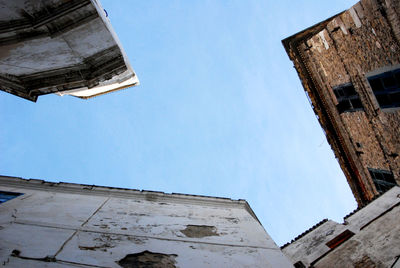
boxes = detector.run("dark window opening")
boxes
[294,261,306,268]
[326,229,355,249]
[0,191,23,204]
[333,83,363,113]
[368,68,400,109]
[368,168,397,194]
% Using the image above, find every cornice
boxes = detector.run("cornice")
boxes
[0,175,259,222]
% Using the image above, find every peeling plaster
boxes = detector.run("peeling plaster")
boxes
[0,176,293,267]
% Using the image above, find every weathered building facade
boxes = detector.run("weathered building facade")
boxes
[283,0,400,205]
[0,175,292,267]
[281,1,400,267]
[282,186,400,268]
[0,0,139,101]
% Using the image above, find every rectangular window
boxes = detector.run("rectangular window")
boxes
[368,68,400,109]
[0,191,22,204]
[368,168,397,194]
[325,229,355,249]
[294,261,306,268]
[333,83,363,113]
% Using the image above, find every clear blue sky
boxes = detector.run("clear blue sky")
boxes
[0,0,358,246]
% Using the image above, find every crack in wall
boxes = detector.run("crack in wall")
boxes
[54,197,110,257]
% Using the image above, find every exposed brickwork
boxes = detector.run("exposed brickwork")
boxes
[283,0,400,205]
[354,255,378,268]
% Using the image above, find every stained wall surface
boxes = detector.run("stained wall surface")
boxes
[282,186,400,267]
[0,0,138,101]
[0,176,292,268]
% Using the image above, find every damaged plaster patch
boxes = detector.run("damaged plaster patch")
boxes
[78,233,118,252]
[181,225,219,238]
[117,251,177,268]
[354,255,379,268]
[78,233,146,253]
[225,217,239,224]
[145,193,158,202]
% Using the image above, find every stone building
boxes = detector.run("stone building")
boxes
[0,0,138,102]
[0,175,292,267]
[282,0,400,206]
[281,1,400,267]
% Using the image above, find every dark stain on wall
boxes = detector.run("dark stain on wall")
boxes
[181,225,219,238]
[117,251,178,268]
[354,255,378,268]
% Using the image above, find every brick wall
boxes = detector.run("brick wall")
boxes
[283,0,400,205]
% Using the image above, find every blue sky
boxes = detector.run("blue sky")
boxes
[0,0,358,246]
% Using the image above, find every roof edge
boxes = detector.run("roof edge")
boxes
[281,219,329,249]
[281,11,345,56]
[0,174,253,211]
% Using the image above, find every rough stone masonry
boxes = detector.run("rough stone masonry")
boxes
[283,0,400,206]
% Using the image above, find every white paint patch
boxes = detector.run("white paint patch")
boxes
[57,70,139,98]
[318,31,330,50]
[319,62,328,77]
[309,39,321,53]
[354,3,365,19]
[334,18,348,35]
[349,7,362,28]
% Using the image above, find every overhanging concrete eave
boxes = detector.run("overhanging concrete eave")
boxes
[0,0,139,102]
[75,81,139,100]
[54,0,140,100]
